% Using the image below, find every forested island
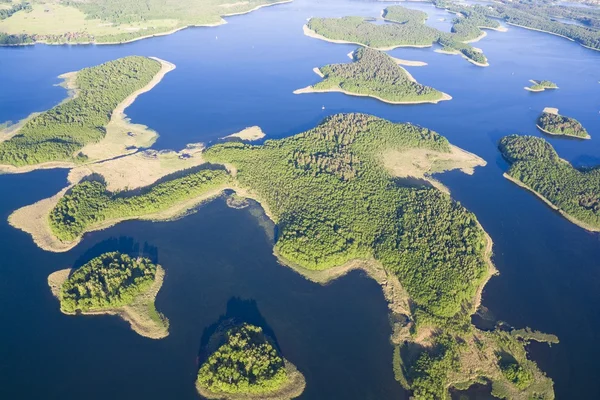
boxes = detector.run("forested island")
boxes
[537,108,590,139]
[294,47,451,104]
[500,135,600,232]
[0,0,291,45]
[13,114,556,398]
[196,323,305,399]
[0,56,173,173]
[525,80,558,92]
[47,251,169,339]
[305,5,504,66]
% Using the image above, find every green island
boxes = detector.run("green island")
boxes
[294,47,451,104]
[305,4,504,66]
[525,80,558,92]
[500,134,600,232]
[47,251,169,339]
[197,323,306,399]
[0,55,173,172]
[12,113,556,398]
[537,107,590,139]
[0,0,291,45]
[436,0,600,51]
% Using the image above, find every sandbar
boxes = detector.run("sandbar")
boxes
[222,126,266,141]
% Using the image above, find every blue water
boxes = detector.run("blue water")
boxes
[1,0,600,398]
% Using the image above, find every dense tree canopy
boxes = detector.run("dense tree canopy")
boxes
[537,111,589,138]
[0,56,161,166]
[59,252,157,313]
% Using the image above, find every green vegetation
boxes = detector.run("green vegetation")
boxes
[49,168,230,242]
[500,135,600,230]
[197,323,289,396]
[526,80,558,92]
[59,252,158,313]
[0,56,161,167]
[0,0,288,45]
[537,110,589,139]
[306,5,496,65]
[307,47,447,103]
[500,362,533,390]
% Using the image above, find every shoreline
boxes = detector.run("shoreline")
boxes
[536,123,590,140]
[0,57,176,175]
[507,22,576,42]
[48,265,169,339]
[503,173,600,232]
[524,79,559,92]
[434,48,489,67]
[293,85,452,105]
[196,359,306,400]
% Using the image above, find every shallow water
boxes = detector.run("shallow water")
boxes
[1,0,600,398]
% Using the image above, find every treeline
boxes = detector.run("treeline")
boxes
[59,252,157,313]
[0,2,30,20]
[197,324,288,395]
[313,47,445,103]
[500,135,600,229]
[49,168,231,242]
[538,111,589,138]
[0,56,161,166]
[204,113,488,322]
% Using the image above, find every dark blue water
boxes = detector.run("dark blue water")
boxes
[1,0,600,398]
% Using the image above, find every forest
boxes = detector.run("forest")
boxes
[197,324,289,395]
[49,168,230,242]
[537,110,589,138]
[500,135,600,229]
[311,47,446,103]
[58,252,157,313]
[307,5,492,65]
[0,56,161,166]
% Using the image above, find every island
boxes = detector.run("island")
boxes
[196,323,305,399]
[0,0,292,45]
[304,5,505,66]
[537,107,590,139]
[47,251,169,339]
[525,80,558,92]
[222,126,266,141]
[500,134,600,232]
[12,114,555,398]
[294,47,451,104]
[0,56,174,173]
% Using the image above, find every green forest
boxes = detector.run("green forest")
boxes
[537,111,589,138]
[197,324,289,395]
[311,47,445,103]
[0,56,160,166]
[306,5,492,65]
[49,168,231,242]
[500,135,600,229]
[59,252,157,313]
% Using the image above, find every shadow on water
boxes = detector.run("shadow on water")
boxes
[72,237,160,269]
[197,297,280,365]
[450,382,495,400]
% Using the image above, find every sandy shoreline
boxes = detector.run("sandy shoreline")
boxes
[293,85,452,105]
[222,126,266,141]
[48,265,169,339]
[503,173,600,232]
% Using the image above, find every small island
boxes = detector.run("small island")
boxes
[294,47,451,104]
[222,126,266,141]
[537,107,590,139]
[47,252,169,339]
[525,80,558,92]
[0,56,175,173]
[196,323,306,399]
[500,134,600,231]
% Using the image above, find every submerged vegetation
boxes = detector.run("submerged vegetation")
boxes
[301,47,448,104]
[500,135,600,230]
[197,323,304,398]
[537,109,590,139]
[525,80,558,92]
[0,56,161,167]
[306,5,499,65]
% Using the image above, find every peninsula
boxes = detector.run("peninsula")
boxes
[0,0,292,45]
[525,80,558,92]
[294,47,451,104]
[0,56,175,173]
[47,252,169,339]
[196,323,305,399]
[500,135,600,232]
[536,107,590,139]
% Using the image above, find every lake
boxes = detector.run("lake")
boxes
[1,0,600,398]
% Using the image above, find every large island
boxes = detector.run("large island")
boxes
[48,251,169,339]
